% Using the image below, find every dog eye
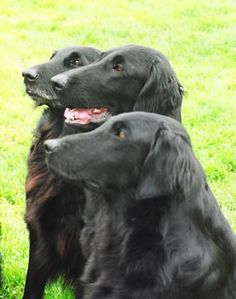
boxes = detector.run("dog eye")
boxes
[70,58,80,67]
[112,64,124,72]
[115,127,126,139]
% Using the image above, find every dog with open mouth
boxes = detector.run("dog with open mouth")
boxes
[23,44,183,299]
[51,44,184,128]
[44,112,236,299]
[47,44,185,296]
[22,45,101,299]
[51,43,184,262]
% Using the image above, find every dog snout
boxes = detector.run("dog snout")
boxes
[22,68,39,82]
[51,74,68,92]
[44,139,60,154]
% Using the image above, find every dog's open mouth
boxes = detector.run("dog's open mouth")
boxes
[64,108,112,125]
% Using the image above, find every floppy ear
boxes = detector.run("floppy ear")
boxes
[136,123,200,200]
[133,57,183,122]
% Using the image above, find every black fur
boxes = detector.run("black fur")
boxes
[23,44,184,298]
[45,112,236,299]
[51,44,183,122]
[22,46,101,299]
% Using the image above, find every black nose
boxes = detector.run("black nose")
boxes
[51,75,67,92]
[22,68,39,82]
[44,139,59,154]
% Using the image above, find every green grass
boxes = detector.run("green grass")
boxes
[0,0,235,297]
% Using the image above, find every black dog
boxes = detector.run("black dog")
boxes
[23,44,183,298]
[22,46,101,299]
[48,44,184,268]
[45,112,236,299]
[51,44,183,123]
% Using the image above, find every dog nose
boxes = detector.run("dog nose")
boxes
[22,68,39,82]
[51,75,67,92]
[44,139,59,154]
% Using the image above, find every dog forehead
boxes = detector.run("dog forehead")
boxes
[55,46,97,59]
[111,111,158,122]
[104,46,153,65]
[109,112,186,135]
[106,112,159,131]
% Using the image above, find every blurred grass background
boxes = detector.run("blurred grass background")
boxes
[0,0,235,298]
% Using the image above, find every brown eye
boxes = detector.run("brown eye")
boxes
[115,127,126,139]
[70,58,80,67]
[112,64,124,72]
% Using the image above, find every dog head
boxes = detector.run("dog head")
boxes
[22,46,101,108]
[50,45,183,126]
[44,112,202,199]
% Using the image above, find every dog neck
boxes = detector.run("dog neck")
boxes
[82,186,236,298]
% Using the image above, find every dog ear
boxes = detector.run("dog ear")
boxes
[136,123,200,200]
[133,57,183,122]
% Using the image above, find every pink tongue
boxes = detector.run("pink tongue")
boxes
[64,108,109,124]
[64,108,92,124]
